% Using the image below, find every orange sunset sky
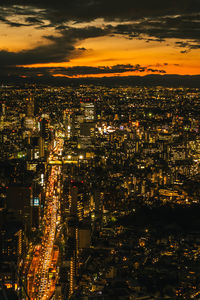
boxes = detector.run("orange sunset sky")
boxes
[0,1,199,79]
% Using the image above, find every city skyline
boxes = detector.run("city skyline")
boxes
[0,85,200,299]
[0,0,200,84]
[0,1,200,298]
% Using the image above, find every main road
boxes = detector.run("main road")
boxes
[27,138,63,300]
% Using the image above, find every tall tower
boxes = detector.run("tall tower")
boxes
[68,181,84,298]
[39,137,45,158]
[69,184,84,221]
[24,94,35,131]
[26,94,34,117]
[40,118,49,140]
[81,102,95,122]
[64,109,72,138]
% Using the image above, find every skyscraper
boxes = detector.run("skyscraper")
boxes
[81,102,95,122]
[67,180,85,298]
[40,118,49,140]
[26,94,34,118]
[24,94,35,130]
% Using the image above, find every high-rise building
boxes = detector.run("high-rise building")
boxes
[67,218,78,298]
[39,137,45,158]
[81,102,95,122]
[6,184,32,231]
[77,103,96,149]
[24,94,35,130]
[64,109,72,138]
[0,220,23,261]
[78,227,91,249]
[80,122,95,137]
[67,180,87,298]
[26,94,34,118]
[69,183,84,221]
[40,118,49,140]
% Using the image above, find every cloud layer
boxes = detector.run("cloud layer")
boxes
[0,0,200,80]
[2,64,166,77]
[1,0,199,23]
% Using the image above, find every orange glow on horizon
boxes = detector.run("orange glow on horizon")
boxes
[0,23,199,76]
[21,35,200,76]
[23,63,200,77]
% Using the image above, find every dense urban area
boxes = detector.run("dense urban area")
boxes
[0,84,200,300]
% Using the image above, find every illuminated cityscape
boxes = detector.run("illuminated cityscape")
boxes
[0,0,200,298]
[0,85,199,299]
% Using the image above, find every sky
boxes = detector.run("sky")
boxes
[0,0,200,83]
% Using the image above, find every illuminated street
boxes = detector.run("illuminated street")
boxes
[0,85,200,300]
[27,139,63,300]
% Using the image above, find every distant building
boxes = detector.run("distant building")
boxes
[0,220,23,262]
[26,94,34,118]
[81,102,95,122]
[6,184,33,232]
[40,118,49,140]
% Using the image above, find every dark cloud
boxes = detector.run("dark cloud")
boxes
[0,15,27,27]
[0,26,110,67]
[111,14,200,49]
[1,15,199,67]
[0,1,199,32]
[0,73,199,88]
[0,17,198,76]
[55,64,166,75]
[0,4,199,52]
[1,0,199,24]
[0,43,74,66]
[175,40,200,53]
[25,17,44,25]
[0,0,199,79]
[0,1,199,45]
[0,64,166,81]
